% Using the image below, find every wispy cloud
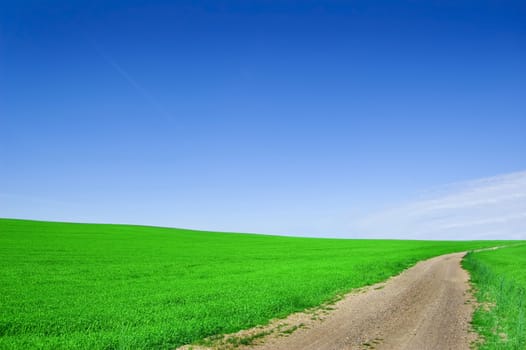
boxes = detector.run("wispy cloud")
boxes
[352,170,526,240]
[88,38,172,121]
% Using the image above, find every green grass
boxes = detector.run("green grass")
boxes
[462,245,526,349]
[0,218,512,349]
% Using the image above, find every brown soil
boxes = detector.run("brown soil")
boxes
[178,252,478,350]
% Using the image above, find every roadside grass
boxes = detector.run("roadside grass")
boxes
[0,218,513,349]
[463,245,526,349]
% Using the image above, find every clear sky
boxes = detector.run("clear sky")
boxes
[1,1,525,238]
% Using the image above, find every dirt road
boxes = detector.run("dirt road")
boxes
[251,252,475,350]
[178,252,478,350]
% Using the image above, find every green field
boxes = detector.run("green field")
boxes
[0,219,511,349]
[463,245,526,350]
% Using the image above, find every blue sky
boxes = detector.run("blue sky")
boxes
[1,1,525,238]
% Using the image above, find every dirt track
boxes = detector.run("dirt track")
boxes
[178,252,478,350]
[250,252,476,350]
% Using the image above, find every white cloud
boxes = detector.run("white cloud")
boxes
[352,170,526,240]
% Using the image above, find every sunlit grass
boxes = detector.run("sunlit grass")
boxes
[0,218,510,349]
[463,245,526,350]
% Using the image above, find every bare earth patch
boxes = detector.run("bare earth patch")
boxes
[178,252,479,350]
